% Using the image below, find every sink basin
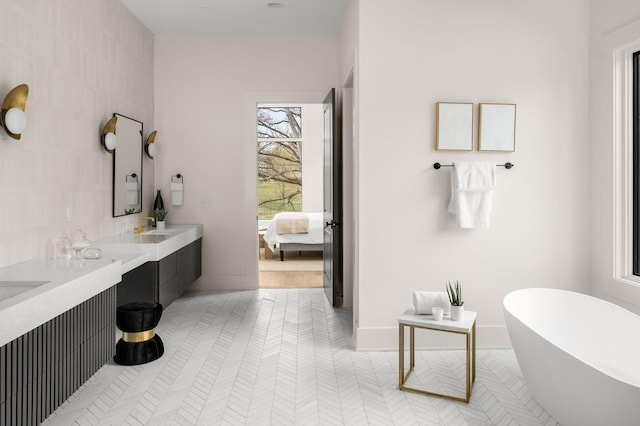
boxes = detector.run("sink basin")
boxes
[142,230,174,236]
[0,280,51,302]
[136,235,168,243]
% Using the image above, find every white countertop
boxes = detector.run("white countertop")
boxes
[94,224,203,269]
[0,257,122,346]
[0,224,203,346]
[398,308,477,333]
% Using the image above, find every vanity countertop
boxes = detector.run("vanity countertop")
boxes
[0,256,122,346]
[94,224,204,268]
[0,223,204,346]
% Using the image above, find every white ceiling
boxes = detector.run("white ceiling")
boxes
[120,0,348,36]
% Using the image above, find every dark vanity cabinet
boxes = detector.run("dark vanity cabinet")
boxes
[157,238,202,307]
[116,238,202,308]
[117,261,156,306]
[1,287,116,426]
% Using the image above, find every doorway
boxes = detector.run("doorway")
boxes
[257,103,324,289]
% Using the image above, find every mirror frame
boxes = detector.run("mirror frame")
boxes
[112,113,143,217]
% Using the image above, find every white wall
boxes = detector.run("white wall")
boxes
[591,1,640,311]
[154,35,339,291]
[339,0,360,329]
[0,0,154,268]
[355,0,591,350]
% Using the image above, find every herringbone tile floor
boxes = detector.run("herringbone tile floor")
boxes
[43,289,558,425]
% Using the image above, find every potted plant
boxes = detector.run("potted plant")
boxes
[154,208,168,230]
[446,280,464,321]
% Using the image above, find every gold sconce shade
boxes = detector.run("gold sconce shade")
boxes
[1,84,29,140]
[145,130,157,159]
[101,116,118,153]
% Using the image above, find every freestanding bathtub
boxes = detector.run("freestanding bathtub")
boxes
[503,288,640,426]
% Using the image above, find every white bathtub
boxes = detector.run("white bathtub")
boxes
[503,288,640,426]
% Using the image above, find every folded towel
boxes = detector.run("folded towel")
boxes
[125,182,139,205]
[413,291,450,315]
[448,162,496,228]
[276,212,309,234]
[171,182,184,206]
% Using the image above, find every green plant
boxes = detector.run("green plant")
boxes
[446,281,464,306]
[154,208,168,221]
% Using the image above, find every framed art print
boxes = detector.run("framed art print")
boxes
[478,103,516,152]
[436,102,473,151]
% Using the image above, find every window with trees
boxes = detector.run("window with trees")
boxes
[257,106,303,219]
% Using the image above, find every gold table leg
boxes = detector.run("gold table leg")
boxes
[410,326,415,370]
[398,320,476,403]
[399,324,404,388]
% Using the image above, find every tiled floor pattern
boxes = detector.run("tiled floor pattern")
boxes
[43,289,558,425]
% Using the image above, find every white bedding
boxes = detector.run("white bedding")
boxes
[263,212,324,249]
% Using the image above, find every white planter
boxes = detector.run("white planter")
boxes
[156,221,166,230]
[450,305,464,321]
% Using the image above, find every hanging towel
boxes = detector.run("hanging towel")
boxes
[448,162,496,229]
[171,182,184,206]
[413,291,451,315]
[125,182,139,205]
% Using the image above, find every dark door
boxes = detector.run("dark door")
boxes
[323,88,343,307]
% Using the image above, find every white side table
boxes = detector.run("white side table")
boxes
[398,308,476,403]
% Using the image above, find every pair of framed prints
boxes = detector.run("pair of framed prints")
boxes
[435,102,516,152]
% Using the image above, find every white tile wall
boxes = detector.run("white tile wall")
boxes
[0,0,154,268]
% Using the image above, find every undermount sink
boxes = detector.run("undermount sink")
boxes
[136,234,168,243]
[141,230,174,236]
[0,280,51,302]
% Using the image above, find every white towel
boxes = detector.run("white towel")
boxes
[448,161,496,229]
[171,182,183,206]
[125,182,139,205]
[413,291,451,315]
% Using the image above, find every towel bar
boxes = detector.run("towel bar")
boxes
[433,162,514,170]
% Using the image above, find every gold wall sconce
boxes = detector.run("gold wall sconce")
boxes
[101,115,118,153]
[145,130,157,159]
[1,84,29,140]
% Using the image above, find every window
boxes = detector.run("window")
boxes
[257,106,303,219]
[614,40,640,282]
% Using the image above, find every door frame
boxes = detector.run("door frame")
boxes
[323,88,343,306]
[244,90,329,290]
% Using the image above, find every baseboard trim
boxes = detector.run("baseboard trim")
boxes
[355,324,511,351]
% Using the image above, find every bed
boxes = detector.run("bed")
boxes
[263,212,324,261]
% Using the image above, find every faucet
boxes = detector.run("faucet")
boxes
[134,216,155,235]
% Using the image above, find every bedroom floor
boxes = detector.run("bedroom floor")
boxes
[258,248,322,289]
[43,288,558,425]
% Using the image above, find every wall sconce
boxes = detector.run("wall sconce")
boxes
[1,84,29,140]
[145,130,157,159]
[101,116,118,153]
